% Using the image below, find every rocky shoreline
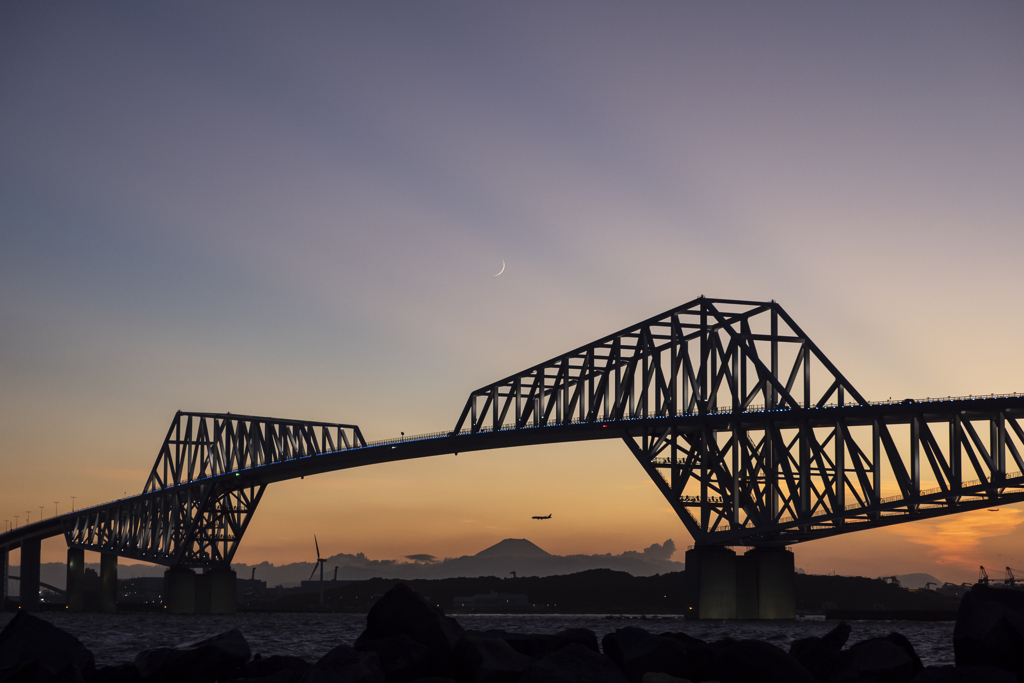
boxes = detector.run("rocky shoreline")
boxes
[0,583,1020,683]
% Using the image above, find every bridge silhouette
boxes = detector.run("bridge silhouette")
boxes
[3,297,1024,615]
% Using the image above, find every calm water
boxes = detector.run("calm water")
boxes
[0,613,956,668]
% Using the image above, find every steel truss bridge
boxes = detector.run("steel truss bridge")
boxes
[3,297,1024,569]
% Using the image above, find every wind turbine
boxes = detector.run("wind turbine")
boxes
[309,535,327,607]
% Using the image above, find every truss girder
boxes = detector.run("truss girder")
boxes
[625,400,1024,546]
[63,481,265,568]
[144,412,365,493]
[453,298,867,435]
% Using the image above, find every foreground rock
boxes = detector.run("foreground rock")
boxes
[231,654,312,682]
[520,643,628,683]
[602,627,710,683]
[829,633,923,683]
[355,583,464,680]
[953,584,1024,681]
[454,633,533,683]
[481,629,599,659]
[302,644,383,683]
[357,583,464,656]
[134,628,250,682]
[911,664,1017,683]
[710,638,817,683]
[789,620,851,681]
[0,611,96,682]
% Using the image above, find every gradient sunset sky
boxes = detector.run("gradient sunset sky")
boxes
[2,2,1023,583]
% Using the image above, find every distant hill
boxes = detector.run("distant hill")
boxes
[895,573,945,589]
[475,538,550,557]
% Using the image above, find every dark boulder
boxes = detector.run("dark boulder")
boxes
[481,629,598,659]
[0,611,96,683]
[234,672,303,683]
[453,634,533,683]
[954,584,1024,680]
[789,621,851,682]
[301,645,383,683]
[94,663,140,683]
[708,638,817,683]
[911,665,1017,683]
[133,628,250,683]
[639,675,692,683]
[520,643,629,683]
[232,655,311,682]
[357,584,464,658]
[355,634,434,682]
[831,634,923,683]
[601,628,707,683]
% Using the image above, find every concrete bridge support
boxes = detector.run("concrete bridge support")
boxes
[1,549,8,610]
[208,568,237,614]
[19,538,41,612]
[165,567,196,614]
[100,553,118,613]
[66,547,85,612]
[747,547,796,619]
[684,546,738,619]
[194,567,237,615]
[685,546,796,619]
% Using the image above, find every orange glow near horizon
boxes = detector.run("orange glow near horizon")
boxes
[889,508,1024,568]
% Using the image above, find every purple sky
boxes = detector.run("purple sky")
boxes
[2,2,1023,581]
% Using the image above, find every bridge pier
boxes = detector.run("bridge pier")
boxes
[685,546,796,619]
[208,568,237,614]
[193,567,237,614]
[165,567,196,614]
[100,553,118,613]
[684,546,738,619]
[736,552,758,619]
[67,547,85,612]
[19,537,41,612]
[747,547,796,619]
[195,571,210,614]
[1,548,8,610]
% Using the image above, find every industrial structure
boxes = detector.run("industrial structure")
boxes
[3,297,1023,618]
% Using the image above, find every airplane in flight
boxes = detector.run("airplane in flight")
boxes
[532,514,552,520]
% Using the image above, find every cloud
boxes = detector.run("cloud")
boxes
[642,539,676,560]
[405,554,436,563]
[889,509,1024,568]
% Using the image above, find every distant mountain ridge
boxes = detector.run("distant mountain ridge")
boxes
[475,538,550,557]
[894,573,945,589]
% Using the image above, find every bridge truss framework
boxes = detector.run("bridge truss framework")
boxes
[3,297,1023,568]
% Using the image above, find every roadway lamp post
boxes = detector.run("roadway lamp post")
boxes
[54,502,59,517]
[13,517,18,528]
[39,506,44,521]
[71,497,76,512]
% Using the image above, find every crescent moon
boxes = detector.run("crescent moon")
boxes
[494,260,505,276]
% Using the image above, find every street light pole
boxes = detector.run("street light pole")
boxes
[55,501,59,517]
[71,496,76,512]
